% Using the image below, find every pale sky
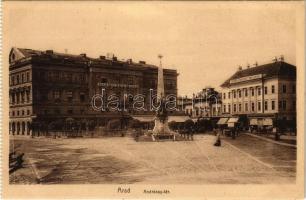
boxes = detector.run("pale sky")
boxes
[4,2,298,96]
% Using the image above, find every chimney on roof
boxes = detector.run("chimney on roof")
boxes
[272,56,278,63]
[279,55,284,61]
[99,56,106,59]
[80,53,86,57]
[127,59,132,64]
[46,50,54,54]
[253,61,258,67]
[139,60,146,64]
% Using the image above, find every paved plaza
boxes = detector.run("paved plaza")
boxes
[9,133,296,184]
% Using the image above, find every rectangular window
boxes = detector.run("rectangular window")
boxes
[223,105,226,113]
[258,102,261,111]
[264,86,267,95]
[238,104,242,112]
[271,85,275,94]
[54,90,60,99]
[282,84,286,93]
[228,104,231,113]
[245,103,248,112]
[264,101,268,111]
[228,92,231,99]
[223,93,226,99]
[292,85,296,94]
[233,104,236,112]
[26,91,30,102]
[251,88,254,96]
[21,74,25,83]
[251,102,255,112]
[244,89,248,97]
[238,90,241,98]
[16,75,20,84]
[233,91,236,98]
[272,100,275,110]
[67,91,73,102]
[283,100,287,110]
[258,87,261,96]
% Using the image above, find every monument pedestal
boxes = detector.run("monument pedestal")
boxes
[151,118,176,141]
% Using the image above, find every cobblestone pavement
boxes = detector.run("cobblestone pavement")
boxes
[9,133,296,184]
[221,133,296,177]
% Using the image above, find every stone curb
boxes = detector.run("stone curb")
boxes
[244,133,296,148]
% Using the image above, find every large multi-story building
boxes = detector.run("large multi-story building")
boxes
[220,59,296,125]
[9,47,178,136]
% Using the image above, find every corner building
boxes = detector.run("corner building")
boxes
[220,60,296,127]
[9,48,178,136]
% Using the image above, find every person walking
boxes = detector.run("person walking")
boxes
[214,131,221,146]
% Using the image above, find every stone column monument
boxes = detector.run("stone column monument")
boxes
[151,55,175,140]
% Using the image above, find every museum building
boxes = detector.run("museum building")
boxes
[9,47,178,136]
[220,58,296,128]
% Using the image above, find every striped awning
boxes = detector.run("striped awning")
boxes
[228,117,239,123]
[217,118,229,125]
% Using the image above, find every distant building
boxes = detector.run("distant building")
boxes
[184,87,222,118]
[9,47,178,136]
[220,60,296,124]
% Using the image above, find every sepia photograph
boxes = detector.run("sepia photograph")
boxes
[2,1,305,199]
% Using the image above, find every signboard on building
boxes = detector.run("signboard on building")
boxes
[230,74,263,84]
[97,82,138,88]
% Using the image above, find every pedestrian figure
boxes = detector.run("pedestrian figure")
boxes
[214,132,221,146]
[190,128,194,141]
[231,127,236,139]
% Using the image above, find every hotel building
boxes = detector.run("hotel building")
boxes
[9,47,178,136]
[220,59,296,126]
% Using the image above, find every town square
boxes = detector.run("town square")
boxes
[4,3,303,200]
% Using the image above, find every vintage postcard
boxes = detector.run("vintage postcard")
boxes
[2,1,305,199]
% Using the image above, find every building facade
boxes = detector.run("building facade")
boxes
[9,47,178,136]
[220,60,296,125]
[183,87,222,118]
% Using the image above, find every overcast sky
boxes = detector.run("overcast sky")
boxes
[4,2,298,96]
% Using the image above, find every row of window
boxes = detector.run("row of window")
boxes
[223,100,295,113]
[223,84,296,100]
[39,109,85,115]
[10,91,31,104]
[36,71,86,83]
[37,90,86,103]
[185,107,221,116]
[10,72,31,85]
[10,110,31,117]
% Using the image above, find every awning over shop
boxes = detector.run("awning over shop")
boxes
[249,118,258,125]
[191,118,198,122]
[249,118,273,126]
[263,118,273,126]
[168,116,191,123]
[132,116,155,122]
[217,118,229,125]
[227,117,239,123]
